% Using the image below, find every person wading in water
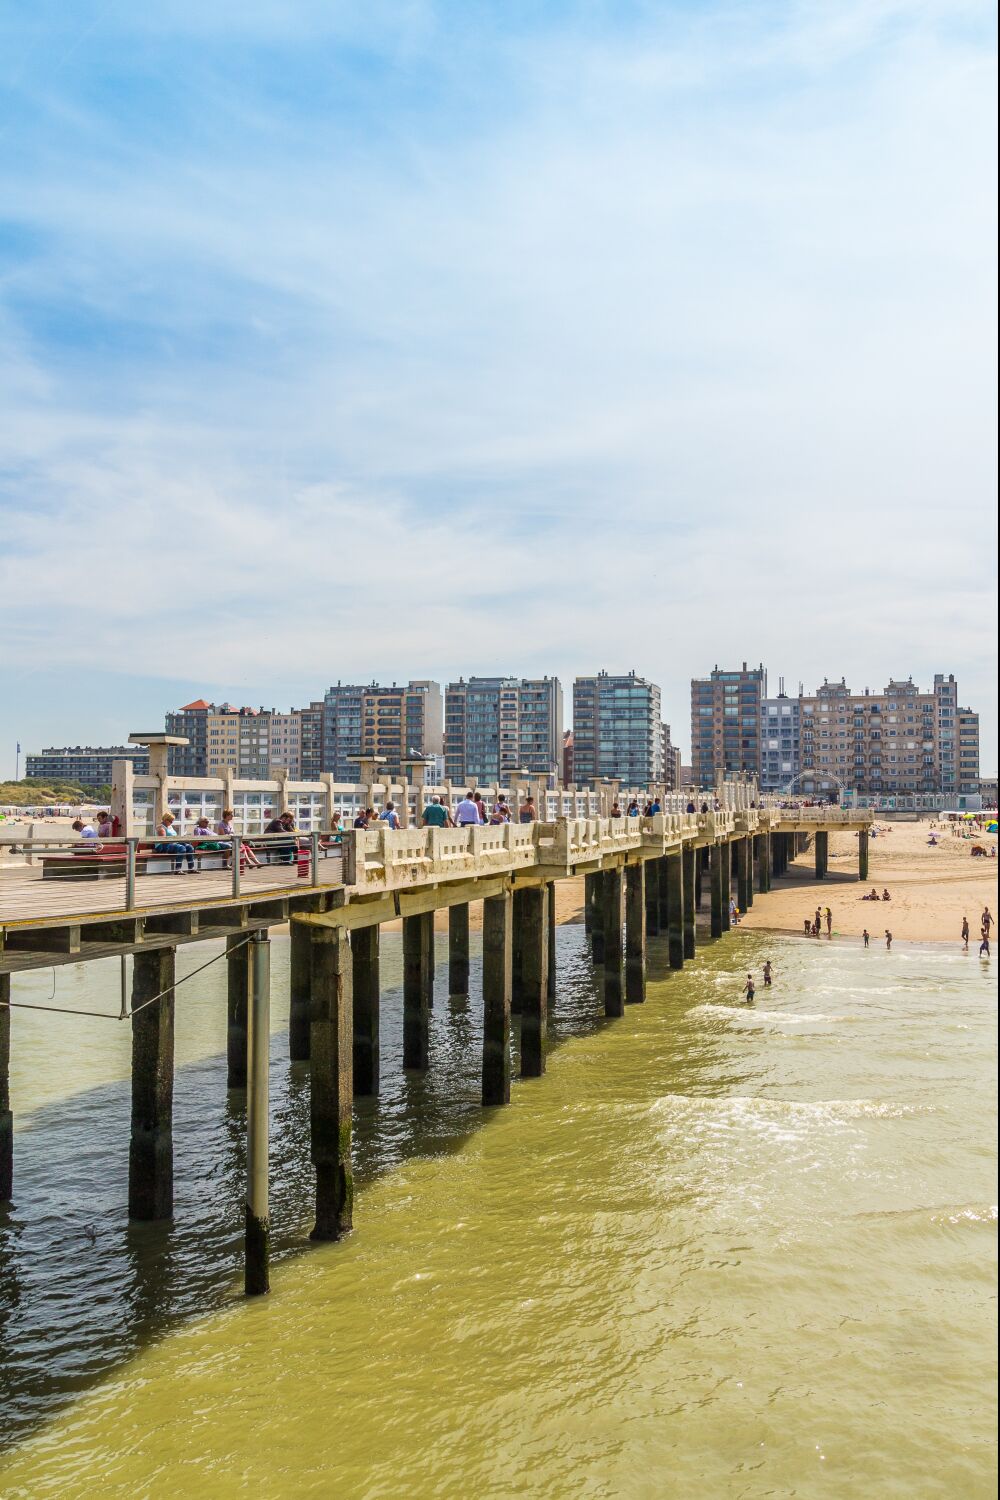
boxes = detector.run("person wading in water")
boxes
[742,973,756,1005]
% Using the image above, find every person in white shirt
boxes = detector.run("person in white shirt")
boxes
[454,792,482,826]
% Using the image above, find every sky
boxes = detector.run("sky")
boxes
[0,0,997,775]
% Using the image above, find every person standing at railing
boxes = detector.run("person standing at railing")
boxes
[454,792,482,827]
[473,791,489,825]
[518,797,537,824]
[378,801,400,830]
[154,812,195,873]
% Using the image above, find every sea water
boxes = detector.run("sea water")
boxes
[0,928,996,1497]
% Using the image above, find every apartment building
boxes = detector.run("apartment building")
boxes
[571,672,662,788]
[690,664,766,787]
[24,746,150,787]
[444,677,562,785]
[323,681,443,781]
[165,701,272,778]
[775,674,964,798]
[957,708,981,795]
[267,712,303,777]
[661,724,682,791]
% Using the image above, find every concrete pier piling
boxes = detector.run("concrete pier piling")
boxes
[590,871,606,965]
[403,913,433,1070]
[449,903,470,996]
[482,891,512,1105]
[737,837,752,913]
[351,924,380,1096]
[288,918,312,1063]
[309,925,354,1242]
[1,975,11,1205]
[644,858,659,936]
[547,882,557,1001]
[710,844,724,938]
[625,862,646,1003]
[511,888,528,1014]
[858,830,869,882]
[694,847,704,911]
[656,855,670,932]
[128,948,176,1221]
[721,842,732,931]
[815,831,829,879]
[602,867,625,1016]
[245,930,271,1295]
[584,872,596,935]
[226,933,250,1089]
[519,886,549,1076]
[666,852,684,969]
[681,845,696,959]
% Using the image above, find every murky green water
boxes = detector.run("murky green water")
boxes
[1,927,996,1497]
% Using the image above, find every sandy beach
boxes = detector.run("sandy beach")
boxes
[740,817,998,944]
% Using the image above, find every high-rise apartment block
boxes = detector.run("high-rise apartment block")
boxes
[759,674,969,797]
[444,677,562,784]
[571,672,662,788]
[322,681,443,780]
[166,701,273,778]
[661,724,682,791]
[957,707,980,795]
[690,664,766,787]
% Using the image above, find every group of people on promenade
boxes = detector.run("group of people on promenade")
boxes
[152,809,299,872]
[350,792,540,830]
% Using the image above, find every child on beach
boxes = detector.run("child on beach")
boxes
[863,929,870,947]
[885,930,892,950]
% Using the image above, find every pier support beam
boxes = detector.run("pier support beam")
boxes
[694,848,704,911]
[584,873,597,935]
[547,882,557,1002]
[448,903,470,996]
[602,867,625,1017]
[288,918,311,1062]
[590,872,606,965]
[682,845,696,959]
[737,837,752,914]
[644,858,659,936]
[710,844,724,938]
[226,933,250,1089]
[351,924,380,1096]
[858,830,869,883]
[721,842,732,931]
[128,948,175,1221]
[519,886,549,1076]
[1,975,11,1204]
[815,831,829,880]
[482,891,512,1105]
[309,925,353,1242]
[403,913,433,1070]
[666,852,684,969]
[245,930,270,1295]
[625,863,646,1003]
[511,888,529,1014]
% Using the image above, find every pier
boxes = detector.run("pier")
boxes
[1,771,873,1295]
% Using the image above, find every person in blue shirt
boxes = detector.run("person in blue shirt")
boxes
[378,802,400,830]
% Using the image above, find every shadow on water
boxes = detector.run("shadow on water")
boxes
[0,924,616,1449]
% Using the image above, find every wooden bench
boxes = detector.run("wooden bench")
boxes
[40,847,229,881]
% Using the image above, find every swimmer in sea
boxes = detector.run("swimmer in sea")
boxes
[742,973,756,1005]
[763,960,773,987]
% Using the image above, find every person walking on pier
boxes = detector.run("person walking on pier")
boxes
[378,801,400,830]
[422,796,452,828]
[154,812,195,873]
[455,792,482,827]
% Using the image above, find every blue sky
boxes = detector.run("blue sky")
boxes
[1,0,996,774]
